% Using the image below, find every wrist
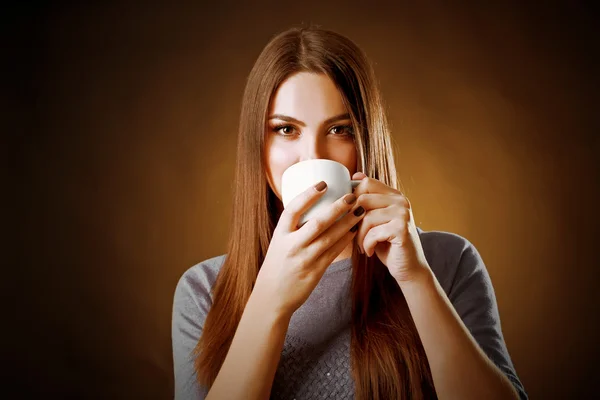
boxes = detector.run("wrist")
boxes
[246,285,293,326]
[395,264,436,292]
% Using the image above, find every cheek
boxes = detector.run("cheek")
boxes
[331,141,358,175]
[265,142,297,199]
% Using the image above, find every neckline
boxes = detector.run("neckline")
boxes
[324,257,353,275]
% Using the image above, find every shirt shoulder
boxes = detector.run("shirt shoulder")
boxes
[171,254,227,400]
[416,226,477,297]
[172,253,227,345]
[416,227,528,399]
[174,254,227,305]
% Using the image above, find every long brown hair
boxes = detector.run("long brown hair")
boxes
[194,26,437,400]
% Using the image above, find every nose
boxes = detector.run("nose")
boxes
[299,134,327,162]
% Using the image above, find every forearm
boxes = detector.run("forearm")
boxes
[206,291,290,400]
[398,269,519,400]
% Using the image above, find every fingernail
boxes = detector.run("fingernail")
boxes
[350,224,359,233]
[315,181,327,191]
[353,206,365,217]
[344,194,357,204]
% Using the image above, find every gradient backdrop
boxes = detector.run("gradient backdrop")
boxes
[10,1,599,399]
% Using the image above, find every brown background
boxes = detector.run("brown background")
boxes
[9,1,599,399]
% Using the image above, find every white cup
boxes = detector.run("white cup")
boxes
[281,159,362,227]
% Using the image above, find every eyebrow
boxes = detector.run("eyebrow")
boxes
[268,113,351,127]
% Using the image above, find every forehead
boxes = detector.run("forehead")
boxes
[269,72,347,119]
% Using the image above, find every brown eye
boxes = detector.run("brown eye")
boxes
[330,125,354,136]
[272,125,295,136]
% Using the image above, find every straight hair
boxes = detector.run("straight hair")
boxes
[194,26,437,400]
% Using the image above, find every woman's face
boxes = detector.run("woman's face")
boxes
[264,72,358,202]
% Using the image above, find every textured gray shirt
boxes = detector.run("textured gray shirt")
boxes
[172,227,528,399]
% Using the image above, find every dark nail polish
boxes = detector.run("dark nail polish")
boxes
[350,224,359,233]
[315,181,327,191]
[344,194,357,204]
[353,206,365,217]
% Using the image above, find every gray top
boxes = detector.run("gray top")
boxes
[172,227,528,399]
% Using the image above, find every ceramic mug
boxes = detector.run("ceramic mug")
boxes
[281,159,362,227]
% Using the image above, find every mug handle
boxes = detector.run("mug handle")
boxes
[350,180,362,190]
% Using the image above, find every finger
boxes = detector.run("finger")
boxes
[279,181,328,233]
[304,202,366,260]
[352,172,368,180]
[353,177,401,198]
[363,220,407,257]
[295,192,360,247]
[355,206,398,254]
[355,193,408,211]
[315,226,358,274]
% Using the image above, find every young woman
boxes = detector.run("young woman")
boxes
[172,27,527,400]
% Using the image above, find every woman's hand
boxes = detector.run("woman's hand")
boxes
[351,172,431,284]
[254,181,366,319]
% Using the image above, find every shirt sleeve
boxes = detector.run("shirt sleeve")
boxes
[172,268,211,400]
[447,240,528,400]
